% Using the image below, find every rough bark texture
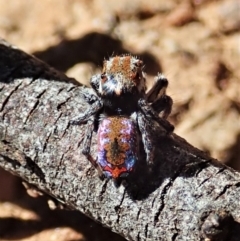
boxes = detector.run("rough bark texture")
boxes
[0,39,240,241]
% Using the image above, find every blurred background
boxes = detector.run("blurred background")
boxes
[0,0,239,240]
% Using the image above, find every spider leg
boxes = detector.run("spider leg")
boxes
[70,93,104,178]
[151,95,173,119]
[137,111,155,165]
[81,87,99,104]
[70,99,103,125]
[81,116,95,156]
[138,98,174,133]
[146,73,173,119]
[81,115,104,179]
[146,73,168,102]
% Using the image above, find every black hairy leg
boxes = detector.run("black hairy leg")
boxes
[146,73,168,102]
[151,95,173,119]
[137,111,155,165]
[77,115,104,179]
[146,74,173,119]
[70,98,103,125]
[70,94,104,178]
[81,116,95,156]
[138,98,174,133]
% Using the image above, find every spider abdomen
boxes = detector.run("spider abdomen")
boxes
[97,116,138,179]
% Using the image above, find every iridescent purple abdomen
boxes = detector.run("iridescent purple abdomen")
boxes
[97,116,138,179]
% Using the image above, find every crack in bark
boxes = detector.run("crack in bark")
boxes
[54,112,63,126]
[67,86,77,92]
[36,89,47,99]
[62,122,71,138]
[144,223,149,240]
[215,185,232,200]
[76,132,86,148]
[136,207,142,220]
[24,79,36,87]
[199,176,212,187]
[56,87,65,95]
[151,196,157,208]
[215,182,240,200]
[43,126,56,153]
[137,232,140,241]
[25,100,40,124]
[171,233,178,241]
[216,167,226,175]
[194,161,211,177]
[57,96,72,111]
[0,85,4,92]
[172,219,180,241]
[56,144,72,178]
[24,89,47,124]
[115,188,127,224]
[42,110,64,153]
[98,179,109,202]
[0,82,22,112]
[199,167,226,187]
[154,180,172,225]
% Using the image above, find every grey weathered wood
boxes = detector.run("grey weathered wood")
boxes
[0,39,240,241]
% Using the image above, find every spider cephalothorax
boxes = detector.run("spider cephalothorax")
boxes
[70,55,174,181]
[94,55,146,97]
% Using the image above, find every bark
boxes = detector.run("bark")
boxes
[0,39,240,241]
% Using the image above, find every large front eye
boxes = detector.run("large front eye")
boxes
[135,60,143,68]
[101,73,107,83]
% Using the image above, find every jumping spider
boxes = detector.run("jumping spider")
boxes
[70,55,174,181]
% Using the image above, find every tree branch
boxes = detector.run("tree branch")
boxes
[0,39,240,241]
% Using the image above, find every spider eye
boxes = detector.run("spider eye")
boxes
[101,73,107,83]
[134,60,143,68]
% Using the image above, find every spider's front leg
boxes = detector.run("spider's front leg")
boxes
[70,95,104,178]
[137,111,155,165]
[81,115,104,179]
[70,98,103,125]
[138,98,174,133]
[146,73,173,119]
